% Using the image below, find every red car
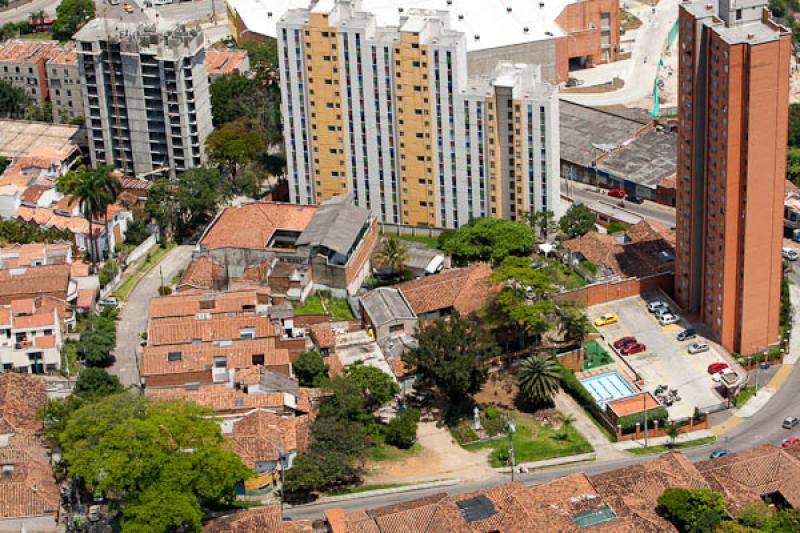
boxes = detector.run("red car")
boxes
[621,343,646,355]
[783,437,800,448]
[707,362,729,375]
[608,188,626,199]
[613,336,637,349]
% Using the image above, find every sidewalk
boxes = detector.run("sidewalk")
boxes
[614,429,715,450]
[553,391,627,461]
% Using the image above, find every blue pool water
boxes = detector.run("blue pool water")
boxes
[580,371,636,408]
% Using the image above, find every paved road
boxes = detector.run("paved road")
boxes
[562,181,677,227]
[110,245,193,388]
[562,0,679,107]
[0,0,58,24]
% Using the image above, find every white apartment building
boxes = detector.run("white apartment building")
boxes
[278,0,560,228]
[0,300,63,374]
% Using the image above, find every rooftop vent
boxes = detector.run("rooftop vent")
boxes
[506,6,512,12]
[523,27,529,33]
[458,14,464,20]
[267,11,272,17]
[457,495,497,522]
[398,7,403,12]
[474,34,480,40]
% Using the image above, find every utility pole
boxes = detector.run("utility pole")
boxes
[643,392,648,448]
[506,415,516,482]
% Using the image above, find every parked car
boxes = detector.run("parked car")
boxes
[626,194,644,204]
[676,328,697,341]
[607,188,626,199]
[707,362,729,375]
[688,342,710,354]
[594,313,619,327]
[659,313,680,326]
[783,247,799,261]
[99,297,118,307]
[613,336,637,349]
[709,448,731,459]
[783,417,800,429]
[654,307,674,319]
[783,437,800,448]
[621,342,646,355]
[647,300,668,313]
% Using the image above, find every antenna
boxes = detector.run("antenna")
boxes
[102,10,129,175]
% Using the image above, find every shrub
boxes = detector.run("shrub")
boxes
[558,366,597,410]
[292,350,329,387]
[580,260,597,275]
[606,221,627,234]
[449,419,479,444]
[616,406,669,433]
[480,406,507,437]
[158,285,172,296]
[383,408,420,449]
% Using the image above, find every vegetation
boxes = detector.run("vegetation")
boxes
[527,210,557,241]
[518,355,562,404]
[73,367,123,397]
[383,408,420,449]
[97,259,118,288]
[292,350,329,387]
[626,436,716,456]
[620,9,643,31]
[606,221,628,234]
[292,292,353,319]
[403,313,500,412]
[206,119,264,178]
[395,233,440,248]
[769,0,800,43]
[616,405,669,433]
[559,204,597,238]
[438,217,536,265]
[657,487,726,533]
[0,218,71,245]
[239,40,279,69]
[582,340,613,371]
[735,387,757,408]
[292,294,325,315]
[52,0,95,41]
[76,308,117,367]
[42,393,249,533]
[374,235,410,274]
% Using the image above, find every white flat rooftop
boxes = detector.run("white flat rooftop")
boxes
[228,0,571,50]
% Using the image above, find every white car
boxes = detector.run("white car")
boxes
[647,300,668,313]
[659,313,680,326]
[783,248,799,261]
[688,342,710,354]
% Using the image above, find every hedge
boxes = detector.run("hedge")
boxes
[559,366,597,410]
[617,405,669,433]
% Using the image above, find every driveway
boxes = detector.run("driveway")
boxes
[110,245,193,388]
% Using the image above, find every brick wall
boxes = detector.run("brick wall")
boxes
[344,217,378,292]
[557,272,674,306]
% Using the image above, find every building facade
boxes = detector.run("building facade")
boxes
[676,0,790,354]
[0,39,62,104]
[278,0,560,228]
[46,43,83,124]
[74,20,213,178]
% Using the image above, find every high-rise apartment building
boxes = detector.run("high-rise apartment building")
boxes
[676,0,790,354]
[278,0,560,228]
[74,20,213,178]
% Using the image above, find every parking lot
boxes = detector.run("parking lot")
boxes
[587,291,741,419]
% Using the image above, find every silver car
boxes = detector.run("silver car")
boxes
[688,342,709,354]
[659,313,680,326]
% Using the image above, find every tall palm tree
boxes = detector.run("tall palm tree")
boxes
[375,235,410,275]
[518,354,562,404]
[66,166,114,273]
[95,165,121,258]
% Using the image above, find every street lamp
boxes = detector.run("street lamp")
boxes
[506,416,517,482]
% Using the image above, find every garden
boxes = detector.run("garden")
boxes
[292,291,354,320]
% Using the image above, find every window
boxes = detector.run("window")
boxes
[167,351,182,361]
[213,356,227,368]
[252,354,265,365]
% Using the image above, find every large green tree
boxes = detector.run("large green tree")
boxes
[292,350,329,387]
[0,218,70,244]
[657,488,726,533]
[74,367,123,397]
[206,120,264,178]
[0,79,32,118]
[77,310,116,367]
[240,40,279,69]
[438,217,536,265]
[63,165,117,271]
[403,313,500,406]
[518,355,562,404]
[51,0,95,40]
[559,204,597,238]
[54,394,249,533]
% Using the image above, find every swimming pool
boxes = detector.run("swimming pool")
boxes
[580,371,636,408]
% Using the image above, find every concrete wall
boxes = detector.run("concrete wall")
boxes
[557,272,674,306]
[467,40,558,83]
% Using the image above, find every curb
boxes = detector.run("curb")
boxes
[287,479,461,507]
[493,452,597,473]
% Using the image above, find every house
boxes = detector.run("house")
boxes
[0,241,72,268]
[188,195,378,296]
[228,409,309,473]
[0,263,74,305]
[203,504,312,532]
[205,48,251,79]
[360,287,417,340]
[395,263,497,320]
[0,374,59,531]
[0,298,64,374]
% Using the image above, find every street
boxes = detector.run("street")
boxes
[562,181,677,227]
[0,0,58,25]
[110,245,193,388]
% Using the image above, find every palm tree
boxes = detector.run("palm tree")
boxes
[375,235,410,275]
[666,422,680,448]
[95,166,121,258]
[555,413,576,441]
[518,354,562,404]
[66,166,115,273]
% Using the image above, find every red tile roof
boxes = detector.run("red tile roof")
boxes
[204,504,313,532]
[309,322,336,349]
[145,385,289,414]
[200,202,316,249]
[205,49,249,75]
[0,435,59,520]
[230,410,310,468]
[396,263,498,316]
[147,313,276,346]
[149,288,271,320]
[0,373,47,434]
[0,263,70,301]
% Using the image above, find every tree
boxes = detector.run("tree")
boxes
[789,103,800,147]
[55,394,249,533]
[374,235,409,274]
[239,40,278,69]
[665,422,680,448]
[51,0,95,40]
[209,74,264,126]
[403,313,500,407]
[787,146,800,185]
[122,210,150,247]
[74,367,123,397]
[557,302,591,341]
[559,204,596,238]
[555,413,576,440]
[527,210,557,241]
[0,218,70,245]
[207,120,264,178]
[438,217,536,265]
[0,79,32,118]
[77,312,116,367]
[518,355,562,404]
[292,350,329,387]
[657,488,726,533]
[383,408,420,449]
[63,165,116,271]
[344,364,400,413]
[766,509,800,532]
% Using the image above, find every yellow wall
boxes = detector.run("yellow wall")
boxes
[304,13,348,202]
[226,2,240,44]
[485,96,502,218]
[394,33,437,226]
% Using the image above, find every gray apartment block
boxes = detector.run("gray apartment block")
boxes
[46,44,83,123]
[74,19,213,178]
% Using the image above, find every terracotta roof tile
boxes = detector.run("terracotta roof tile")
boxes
[0,435,59,520]
[200,202,317,249]
[204,504,313,532]
[145,385,290,413]
[148,314,276,346]
[19,185,49,204]
[205,49,249,76]
[0,263,70,300]
[149,288,271,320]
[230,410,310,468]
[396,263,498,316]
[0,373,47,434]
[310,323,336,349]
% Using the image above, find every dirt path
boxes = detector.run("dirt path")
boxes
[364,420,501,485]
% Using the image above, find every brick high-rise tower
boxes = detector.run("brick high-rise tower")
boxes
[676,0,791,354]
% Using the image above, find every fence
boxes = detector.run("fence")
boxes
[380,222,446,239]
[556,272,674,307]
[126,233,159,265]
[99,270,122,300]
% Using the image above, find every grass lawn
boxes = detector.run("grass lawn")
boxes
[293,294,325,315]
[62,340,79,376]
[735,387,757,408]
[324,295,354,320]
[113,273,141,301]
[462,411,593,467]
[395,234,440,249]
[21,32,53,40]
[626,436,717,456]
[136,243,175,273]
[367,442,421,462]
[583,340,614,371]
[327,482,417,496]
